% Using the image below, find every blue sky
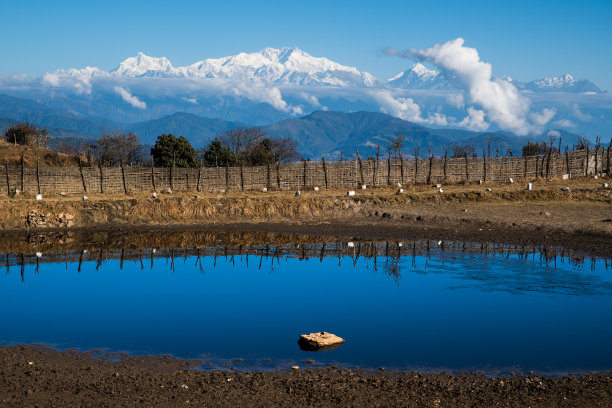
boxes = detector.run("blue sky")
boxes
[1,0,611,90]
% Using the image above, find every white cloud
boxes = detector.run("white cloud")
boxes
[183,97,198,104]
[42,73,60,87]
[548,130,561,138]
[386,38,559,135]
[231,80,298,113]
[74,76,93,94]
[553,119,577,128]
[447,93,464,109]
[458,107,489,131]
[530,108,556,126]
[372,90,448,126]
[301,92,327,110]
[113,86,147,109]
[571,104,593,121]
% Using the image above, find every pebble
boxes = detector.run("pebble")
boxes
[361,185,367,190]
[36,194,42,201]
[396,188,404,195]
[295,190,301,196]
[347,191,355,196]
[486,188,492,192]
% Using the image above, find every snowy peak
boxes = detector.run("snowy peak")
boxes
[388,63,449,89]
[522,74,605,94]
[111,52,178,77]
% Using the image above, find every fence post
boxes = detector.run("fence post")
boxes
[35,159,41,195]
[607,140,611,177]
[387,151,391,185]
[78,158,87,193]
[375,145,380,186]
[594,137,600,176]
[121,161,128,194]
[197,164,202,192]
[482,149,487,182]
[20,150,24,193]
[524,155,528,179]
[400,152,404,185]
[225,163,229,190]
[444,148,448,182]
[427,154,433,185]
[171,152,175,191]
[464,156,469,182]
[99,163,104,193]
[240,164,244,191]
[356,150,364,186]
[4,160,9,195]
[151,158,156,192]
[565,147,570,178]
[303,160,307,189]
[414,146,419,184]
[266,163,271,189]
[322,156,328,189]
[276,164,281,189]
[584,145,589,176]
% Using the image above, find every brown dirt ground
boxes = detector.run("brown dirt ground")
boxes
[1,345,611,408]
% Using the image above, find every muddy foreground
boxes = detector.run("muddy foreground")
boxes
[1,346,611,408]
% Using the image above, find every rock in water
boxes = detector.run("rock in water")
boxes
[298,331,344,351]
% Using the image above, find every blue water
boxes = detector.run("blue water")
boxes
[1,242,611,374]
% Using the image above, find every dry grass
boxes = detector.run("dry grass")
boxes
[0,140,81,167]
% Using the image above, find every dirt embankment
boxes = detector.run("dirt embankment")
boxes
[0,178,610,257]
[1,345,611,408]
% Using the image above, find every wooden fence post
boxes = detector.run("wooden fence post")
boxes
[171,152,175,190]
[99,163,104,193]
[35,159,41,195]
[387,151,391,185]
[524,155,528,179]
[356,150,364,186]
[322,156,328,189]
[584,145,589,176]
[565,147,570,178]
[482,149,487,182]
[594,137,600,176]
[266,163,271,189]
[444,148,448,182]
[414,146,419,184]
[20,150,24,193]
[464,156,469,182]
[303,160,307,189]
[276,164,281,189]
[197,164,202,192]
[607,140,611,177]
[121,161,128,194]
[427,154,433,185]
[400,152,404,185]
[78,158,87,193]
[151,158,156,192]
[240,164,244,191]
[4,160,9,195]
[225,163,229,190]
[375,145,380,186]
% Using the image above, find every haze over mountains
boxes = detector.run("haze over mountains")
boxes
[0,44,610,157]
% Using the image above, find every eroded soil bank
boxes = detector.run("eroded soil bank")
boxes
[1,346,611,408]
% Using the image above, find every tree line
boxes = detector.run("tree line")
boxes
[2,123,300,168]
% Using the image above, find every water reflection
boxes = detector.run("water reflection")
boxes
[4,239,609,297]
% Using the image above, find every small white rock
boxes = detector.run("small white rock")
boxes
[562,174,569,180]
[181,384,189,389]
[435,184,441,188]
[478,180,483,185]
[152,192,158,198]
[604,183,609,188]
[527,183,533,191]
[347,242,355,248]
[59,192,66,196]
[397,182,402,188]
[561,187,571,191]
[486,188,492,192]
[438,188,443,193]
[594,175,599,179]
[82,195,88,201]
[398,242,403,247]
[396,188,404,195]
[295,190,301,196]
[35,194,42,201]
[509,178,514,184]
[35,252,42,258]
[14,189,20,196]
[361,184,367,190]
[313,186,319,191]
[347,190,355,196]
[262,187,267,192]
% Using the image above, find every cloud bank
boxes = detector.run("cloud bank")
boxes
[385,38,556,135]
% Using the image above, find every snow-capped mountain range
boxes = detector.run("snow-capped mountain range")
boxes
[55,47,379,88]
[51,47,604,93]
[387,64,605,94]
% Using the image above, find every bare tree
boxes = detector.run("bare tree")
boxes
[388,131,406,158]
[218,127,267,160]
[97,131,141,166]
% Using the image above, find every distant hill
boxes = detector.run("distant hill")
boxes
[127,112,245,146]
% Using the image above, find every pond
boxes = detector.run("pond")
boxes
[1,234,611,375]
